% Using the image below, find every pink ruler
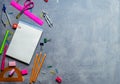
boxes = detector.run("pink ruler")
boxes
[1,45,8,71]
[10,0,44,26]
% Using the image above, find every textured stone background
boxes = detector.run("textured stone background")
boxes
[0,0,120,84]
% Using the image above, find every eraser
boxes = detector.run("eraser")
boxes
[9,61,16,67]
[40,43,44,46]
[21,69,28,75]
[9,69,15,76]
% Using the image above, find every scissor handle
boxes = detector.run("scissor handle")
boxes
[24,0,34,10]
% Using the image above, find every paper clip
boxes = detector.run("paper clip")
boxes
[42,11,53,28]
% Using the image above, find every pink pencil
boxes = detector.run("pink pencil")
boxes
[10,0,44,26]
[1,45,8,71]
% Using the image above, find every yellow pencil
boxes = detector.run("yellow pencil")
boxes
[34,53,46,82]
[29,52,46,83]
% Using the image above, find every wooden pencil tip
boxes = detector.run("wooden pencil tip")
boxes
[44,53,47,56]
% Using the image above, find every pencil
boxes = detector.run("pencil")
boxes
[34,53,46,82]
[29,53,38,83]
[32,52,42,82]
[29,52,46,83]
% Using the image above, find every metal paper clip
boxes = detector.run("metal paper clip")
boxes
[42,11,53,28]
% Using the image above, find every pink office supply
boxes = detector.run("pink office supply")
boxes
[9,61,16,67]
[10,0,44,26]
[9,69,15,76]
[1,45,8,71]
[21,69,28,75]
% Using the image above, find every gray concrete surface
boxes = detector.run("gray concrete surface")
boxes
[0,0,120,84]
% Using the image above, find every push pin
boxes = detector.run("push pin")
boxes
[12,23,21,29]
[40,43,44,51]
[56,76,62,83]
[44,0,48,3]
[12,23,18,29]
[44,38,51,43]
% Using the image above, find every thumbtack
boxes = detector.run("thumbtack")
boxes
[55,68,58,73]
[47,65,52,68]
[44,0,48,3]
[44,38,51,43]
[56,76,62,83]
[40,43,44,51]
[12,23,18,29]
[40,43,44,46]
[50,70,56,75]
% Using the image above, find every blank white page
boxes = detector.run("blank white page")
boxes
[6,21,43,64]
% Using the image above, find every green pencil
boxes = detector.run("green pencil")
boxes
[0,30,9,55]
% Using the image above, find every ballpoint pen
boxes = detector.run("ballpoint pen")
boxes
[2,4,12,27]
[1,19,6,27]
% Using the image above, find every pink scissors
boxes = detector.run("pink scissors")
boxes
[16,0,34,19]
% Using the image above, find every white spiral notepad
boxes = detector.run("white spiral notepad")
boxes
[6,21,43,64]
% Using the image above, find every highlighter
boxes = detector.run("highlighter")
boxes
[0,30,9,55]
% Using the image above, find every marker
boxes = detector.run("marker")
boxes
[0,30,9,55]
[1,45,8,71]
